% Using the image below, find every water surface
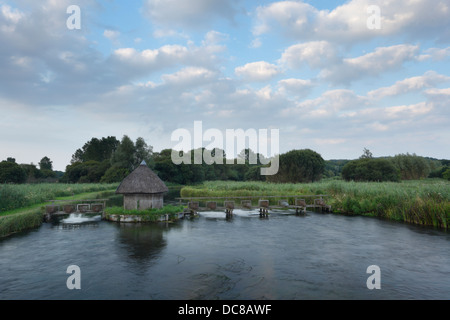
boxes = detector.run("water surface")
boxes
[0,209,449,299]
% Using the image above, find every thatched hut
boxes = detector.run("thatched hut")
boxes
[116,161,168,210]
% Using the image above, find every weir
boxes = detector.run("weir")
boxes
[178,195,331,217]
[44,199,108,222]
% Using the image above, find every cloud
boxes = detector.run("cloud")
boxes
[103,29,120,44]
[1,4,24,25]
[110,39,225,83]
[235,61,281,82]
[161,66,217,87]
[281,89,368,118]
[320,44,420,84]
[253,0,450,45]
[384,102,433,119]
[0,0,227,106]
[368,71,450,99]
[279,41,338,69]
[142,0,241,31]
[0,1,110,105]
[425,87,450,96]
[418,47,450,61]
[277,78,314,97]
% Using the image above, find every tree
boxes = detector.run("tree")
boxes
[66,135,155,183]
[0,161,27,183]
[443,168,450,181]
[100,166,129,183]
[62,160,110,183]
[134,137,153,168]
[267,149,325,183]
[71,136,119,163]
[360,148,373,159]
[244,166,266,181]
[390,153,430,180]
[342,158,399,182]
[20,164,43,182]
[39,156,53,171]
[110,135,136,172]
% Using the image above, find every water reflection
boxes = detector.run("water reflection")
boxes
[116,223,168,264]
[0,206,449,300]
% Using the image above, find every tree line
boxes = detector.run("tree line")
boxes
[0,156,63,184]
[1,136,449,184]
[341,149,448,182]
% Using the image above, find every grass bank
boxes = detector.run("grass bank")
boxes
[180,179,450,229]
[0,183,119,238]
[0,183,119,214]
[104,205,185,222]
[0,208,43,238]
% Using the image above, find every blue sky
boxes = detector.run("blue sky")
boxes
[1,0,449,171]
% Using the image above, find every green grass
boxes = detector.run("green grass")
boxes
[0,183,119,238]
[0,183,119,215]
[180,179,450,229]
[0,208,43,238]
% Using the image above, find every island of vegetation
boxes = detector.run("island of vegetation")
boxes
[103,205,186,223]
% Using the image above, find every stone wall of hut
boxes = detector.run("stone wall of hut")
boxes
[123,193,164,210]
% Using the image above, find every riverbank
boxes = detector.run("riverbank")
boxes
[0,184,118,238]
[180,179,450,229]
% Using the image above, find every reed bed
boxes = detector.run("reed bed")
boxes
[180,179,450,229]
[0,208,43,238]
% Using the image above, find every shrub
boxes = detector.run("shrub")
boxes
[0,161,27,184]
[443,168,450,181]
[267,149,325,183]
[341,158,400,182]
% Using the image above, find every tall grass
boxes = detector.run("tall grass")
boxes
[0,208,43,238]
[180,179,450,229]
[0,183,119,215]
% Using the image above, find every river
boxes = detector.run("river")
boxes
[0,208,449,300]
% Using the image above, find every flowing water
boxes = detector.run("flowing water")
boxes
[0,209,449,300]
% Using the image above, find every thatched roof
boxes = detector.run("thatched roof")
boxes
[116,161,168,194]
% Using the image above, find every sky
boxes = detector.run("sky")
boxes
[0,0,449,171]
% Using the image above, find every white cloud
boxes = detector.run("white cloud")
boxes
[143,0,241,30]
[281,89,368,118]
[250,37,262,48]
[279,41,338,69]
[425,87,450,96]
[0,0,449,167]
[103,29,120,43]
[1,4,24,24]
[161,67,216,86]
[418,47,450,61]
[235,61,281,82]
[253,0,450,45]
[314,138,347,145]
[320,44,419,84]
[368,122,389,132]
[277,78,314,97]
[368,71,450,99]
[253,1,315,36]
[384,102,433,119]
